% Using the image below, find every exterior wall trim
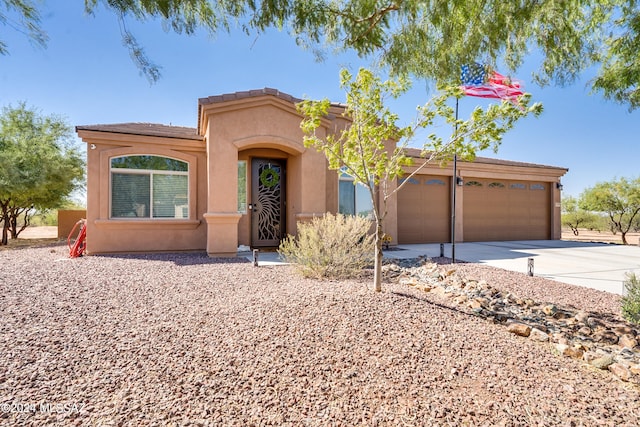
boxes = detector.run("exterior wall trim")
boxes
[94,219,201,229]
[234,135,306,155]
[99,146,199,223]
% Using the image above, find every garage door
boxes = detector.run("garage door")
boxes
[397,175,450,244]
[463,179,550,241]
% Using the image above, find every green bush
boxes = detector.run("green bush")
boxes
[622,272,640,325]
[30,209,58,226]
[278,213,375,279]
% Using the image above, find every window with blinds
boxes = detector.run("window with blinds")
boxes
[110,155,189,219]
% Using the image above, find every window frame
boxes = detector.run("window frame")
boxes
[338,168,374,219]
[237,160,248,213]
[109,155,190,220]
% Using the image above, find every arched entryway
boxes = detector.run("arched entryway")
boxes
[250,158,286,247]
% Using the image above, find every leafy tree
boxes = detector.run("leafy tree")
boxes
[593,4,640,109]
[633,211,640,232]
[580,177,640,245]
[0,103,85,245]
[2,1,640,108]
[298,67,541,292]
[562,195,598,236]
[0,0,47,55]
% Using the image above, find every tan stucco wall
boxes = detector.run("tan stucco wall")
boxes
[78,90,567,255]
[200,95,331,255]
[57,209,87,239]
[77,131,207,254]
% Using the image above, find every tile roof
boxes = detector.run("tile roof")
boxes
[75,93,567,174]
[198,88,303,106]
[75,123,203,141]
[198,87,348,109]
[404,147,568,171]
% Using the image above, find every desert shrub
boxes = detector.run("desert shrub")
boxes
[30,209,58,226]
[622,273,640,325]
[278,213,374,279]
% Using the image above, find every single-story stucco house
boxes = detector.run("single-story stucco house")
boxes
[76,88,568,256]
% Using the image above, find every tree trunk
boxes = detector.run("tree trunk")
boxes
[373,221,384,292]
[5,206,31,240]
[1,222,8,245]
[0,201,9,245]
[621,231,628,245]
[9,211,17,239]
[9,206,31,239]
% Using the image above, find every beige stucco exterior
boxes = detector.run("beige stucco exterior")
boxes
[57,209,87,240]
[76,88,567,255]
[77,125,208,254]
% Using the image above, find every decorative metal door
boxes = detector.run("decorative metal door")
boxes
[250,159,286,247]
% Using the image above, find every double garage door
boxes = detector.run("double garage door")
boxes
[397,176,550,243]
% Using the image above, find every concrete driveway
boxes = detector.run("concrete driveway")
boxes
[388,240,640,295]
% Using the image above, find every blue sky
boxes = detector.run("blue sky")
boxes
[1,2,638,199]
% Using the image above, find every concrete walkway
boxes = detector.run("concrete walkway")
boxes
[387,240,640,295]
[246,240,640,296]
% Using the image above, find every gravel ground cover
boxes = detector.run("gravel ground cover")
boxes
[1,244,639,426]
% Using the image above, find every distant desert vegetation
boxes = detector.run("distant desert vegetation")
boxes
[562,228,640,245]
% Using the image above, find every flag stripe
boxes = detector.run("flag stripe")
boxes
[460,63,523,100]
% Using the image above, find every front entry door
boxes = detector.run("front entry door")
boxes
[250,158,286,247]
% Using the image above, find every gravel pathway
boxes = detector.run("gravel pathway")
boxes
[1,244,639,426]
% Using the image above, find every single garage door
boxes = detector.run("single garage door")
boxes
[463,179,550,241]
[397,175,451,244]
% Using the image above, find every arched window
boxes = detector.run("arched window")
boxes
[110,155,189,219]
[488,182,505,188]
[465,180,483,187]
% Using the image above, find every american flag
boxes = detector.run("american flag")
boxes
[460,63,524,100]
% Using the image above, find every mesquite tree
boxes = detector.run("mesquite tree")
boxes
[562,195,599,236]
[298,68,542,292]
[3,1,640,108]
[0,103,85,244]
[580,177,640,245]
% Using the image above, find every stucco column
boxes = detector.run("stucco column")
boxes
[295,147,327,220]
[204,124,241,256]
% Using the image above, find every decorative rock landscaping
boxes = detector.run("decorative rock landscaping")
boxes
[387,257,640,385]
[1,245,639,425]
